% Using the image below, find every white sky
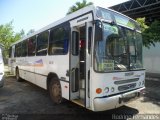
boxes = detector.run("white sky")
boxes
[0,0,128,33]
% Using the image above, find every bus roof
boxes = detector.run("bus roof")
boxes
[11,5,96,46]
[11,5,138,46]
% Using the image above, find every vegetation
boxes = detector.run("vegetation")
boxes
[0,21,24,58]
[136,18,160,48]
[66,0,93,15]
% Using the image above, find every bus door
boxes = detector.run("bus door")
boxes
[85,22,93,108]
[70,14,93,107]
[70,24,92,107]
[70,26,80,100]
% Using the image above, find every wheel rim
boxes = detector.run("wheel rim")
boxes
[51,82,62,103]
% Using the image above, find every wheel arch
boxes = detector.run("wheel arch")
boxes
[15,66,18,70]
[47,72,60,90]
[15,66,19,74]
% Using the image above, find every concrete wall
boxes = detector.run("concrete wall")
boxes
[143,43,160,76]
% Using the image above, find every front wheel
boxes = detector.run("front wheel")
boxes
[49,78,62,104]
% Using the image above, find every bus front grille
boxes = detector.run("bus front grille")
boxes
[118,83,136,91]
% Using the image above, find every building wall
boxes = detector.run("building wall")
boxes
[143,43,160,75]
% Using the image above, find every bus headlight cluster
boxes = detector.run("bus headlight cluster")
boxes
[111,87,115,92]
[104,87,109,94]
[104,87,115,94]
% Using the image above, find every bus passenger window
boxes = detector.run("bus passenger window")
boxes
[28,36,36,56]
[9,47,12,58]
[49,27,68,55]
[21,40,28,57]
[36,31,49,56]
[15,43,22,57]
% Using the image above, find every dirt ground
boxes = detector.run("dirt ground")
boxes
[0,76,160,120]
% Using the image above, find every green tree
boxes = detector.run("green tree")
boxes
[0,21,24,58]
[67,0,93,15]
[136,18,160,48]
[136,18,148,32]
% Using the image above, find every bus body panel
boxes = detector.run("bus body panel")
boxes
[15,54,69,90]
[90,70,145,111]
[91,70,145,98]
[93,87,145,111]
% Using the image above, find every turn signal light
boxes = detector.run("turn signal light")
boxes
[96,88,102,94]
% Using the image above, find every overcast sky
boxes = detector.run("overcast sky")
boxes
[0,0,128,33]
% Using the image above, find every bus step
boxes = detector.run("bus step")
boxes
[80,79,85,89]
[72,99,84,107]
[80,88,85,99]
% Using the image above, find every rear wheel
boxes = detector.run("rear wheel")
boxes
[16,68,22,82]
[49,78,62,104]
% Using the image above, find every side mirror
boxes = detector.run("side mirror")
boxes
[72,31,79,55]
[95,21,103,41]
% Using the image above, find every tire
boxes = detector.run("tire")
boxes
[49,78,62,104]
[16,68,22,82]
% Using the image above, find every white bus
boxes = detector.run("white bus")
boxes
[0,44,4,88]
[8,5,145,111]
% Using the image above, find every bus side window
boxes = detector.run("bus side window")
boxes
[72,31,79,55]
[14,45,17,57]
[9,47,12,58]
[36,31,49,56]
[49,27,68,55]
[28,36,36,56]
[15,42,22,57]
[21,40,28,57]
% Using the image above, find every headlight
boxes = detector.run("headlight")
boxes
[111,87,115,92]
[104,87,109,94]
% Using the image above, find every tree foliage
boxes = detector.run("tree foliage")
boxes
[136,18,160,48]
[67,0,93,15]
[0,21,24,58]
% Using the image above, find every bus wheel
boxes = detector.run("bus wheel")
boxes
[16,68,22,82]
[49,78,62,104]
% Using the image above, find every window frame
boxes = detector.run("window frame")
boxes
[21,40,28,57]
[28,36,37,57]
[15,42,22,57]
[36,31,49,56]
[48,26,69,55]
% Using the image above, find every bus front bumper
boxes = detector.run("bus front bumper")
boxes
[93,87,145,111]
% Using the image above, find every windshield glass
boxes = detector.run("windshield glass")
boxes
[94,22,143,72]
[126,29,143,70]
[96,7,141,31]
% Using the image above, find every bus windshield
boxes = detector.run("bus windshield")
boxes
[94,22,143,72]
[96,7,141,31]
